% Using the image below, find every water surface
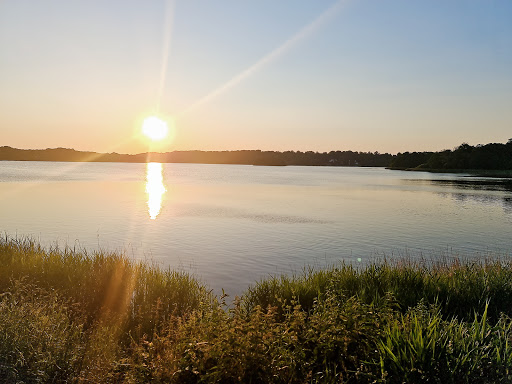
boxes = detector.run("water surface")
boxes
[1,161,511,296]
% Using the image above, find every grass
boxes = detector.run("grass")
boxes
[0,236,211,335]
[243,258,512,321]
[1,236,512,383]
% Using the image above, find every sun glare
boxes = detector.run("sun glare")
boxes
[142,116,169,141]
[146,162,166,220]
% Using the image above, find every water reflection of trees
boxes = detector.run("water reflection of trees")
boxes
[504,198,512,216]
[430,179,512,193]
[443,191,512,208]
[407,178,512,216]
[434,180,512,216]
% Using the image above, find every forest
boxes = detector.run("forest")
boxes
[0,146,392,166]
[390,139,512,170]
[1,139,511,170]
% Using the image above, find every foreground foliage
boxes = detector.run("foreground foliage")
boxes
[1,237,512,383]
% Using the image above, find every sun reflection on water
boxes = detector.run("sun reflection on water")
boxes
[146,163,166,220]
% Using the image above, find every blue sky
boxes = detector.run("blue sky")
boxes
[1,0,511,154]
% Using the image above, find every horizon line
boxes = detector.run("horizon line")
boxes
[2,140,510,157]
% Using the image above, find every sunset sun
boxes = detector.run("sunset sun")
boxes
[142,116,169,141]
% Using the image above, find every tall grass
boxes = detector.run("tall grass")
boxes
[2,236,512,383]
[0,279,84,382]
[0,236,211,337]
[378,301,512,383]
[243,258,512,321]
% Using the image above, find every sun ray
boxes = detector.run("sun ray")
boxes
[155,0,176,114]
[177,0,350,118]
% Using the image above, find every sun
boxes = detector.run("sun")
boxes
[142,116,169,141]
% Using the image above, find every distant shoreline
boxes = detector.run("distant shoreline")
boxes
[0,146,392,167]
[3,141,512,175]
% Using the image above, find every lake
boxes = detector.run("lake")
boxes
[1,161,511,296]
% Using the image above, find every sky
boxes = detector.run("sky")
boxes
[1,0,511,155]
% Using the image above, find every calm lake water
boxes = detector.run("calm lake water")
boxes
[1,161,511,296]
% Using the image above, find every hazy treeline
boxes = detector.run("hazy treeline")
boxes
[390,140,512,170]
[165,149,393,166]
[0,146,392,166]
[2,140,512,170]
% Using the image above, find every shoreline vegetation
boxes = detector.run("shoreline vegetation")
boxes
[2,237,512,382]
[386,168,512,178]
[2,139,512,176]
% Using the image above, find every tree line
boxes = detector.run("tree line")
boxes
[0,146,392,166]
[390,139,512,170]
[1,140,511,170]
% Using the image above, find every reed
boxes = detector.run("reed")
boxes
[0,236,211,333]
[2,236,512,383]
[243,257,512,321]
[378,301,512,383]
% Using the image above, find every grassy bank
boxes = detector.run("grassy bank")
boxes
[1,237,512,383]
